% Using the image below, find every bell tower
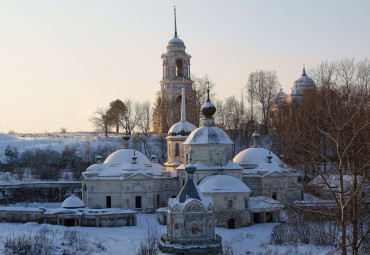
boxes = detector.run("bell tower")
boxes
[153,7,198,134]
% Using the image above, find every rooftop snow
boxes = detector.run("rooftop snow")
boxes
[198,174,251,193]
[183,126,233,145]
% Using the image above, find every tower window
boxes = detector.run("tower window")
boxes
[176,59,183,77]
[175,143,179,156]
[272,192,277,200]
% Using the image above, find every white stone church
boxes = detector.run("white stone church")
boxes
[81,8,301,230]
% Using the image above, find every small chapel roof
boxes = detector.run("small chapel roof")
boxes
[198,174,251,193]
[61,194,85,209]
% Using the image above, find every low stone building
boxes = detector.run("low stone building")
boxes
[0,195,137,227]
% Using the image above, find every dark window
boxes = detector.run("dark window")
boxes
[135,196,142,209]
[245,199,248,209]
[176,59,183,77]
[182,179,185,187]
[106,196,112,208]
[272,192,277,200]
[227,200,233,208]
[175,143,179,156]
[157,194,160,206]
[83,185,87,191]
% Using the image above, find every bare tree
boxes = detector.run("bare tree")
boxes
[120,99,142,135]
[89,108,112,137]
[271,59,370,255]
[136,100,153,156]
[246,70,279,133]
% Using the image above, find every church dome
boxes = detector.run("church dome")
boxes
[293,68,316,89]
[61,194,85,209]
[291,87,304,96]
[183,126,233,145]
[233,148,281,166]
[275,89,288,99]
[104,149,151,166]
[168,121,196,136]
[168,37,185,48]
[198,174,251,193]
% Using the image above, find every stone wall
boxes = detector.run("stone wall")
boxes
[0,182,81,204]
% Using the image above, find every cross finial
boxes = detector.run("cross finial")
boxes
[206,81,210,102]
[174,6,177,38]
[302,63,306,76]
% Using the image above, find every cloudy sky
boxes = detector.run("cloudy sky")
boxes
[0,0,369,133]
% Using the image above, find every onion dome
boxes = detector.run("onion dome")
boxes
[198,174,251,193]
[293,67,316,89]
[61,194,85,209]
[275,88,288,100]
[185,163,196,175]
[201,83,216,118]
[252,130,261,147]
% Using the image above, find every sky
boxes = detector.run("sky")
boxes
[0,0,369,133]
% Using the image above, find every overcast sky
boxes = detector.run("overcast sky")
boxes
[0,0,369,133]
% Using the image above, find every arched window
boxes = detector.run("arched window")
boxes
[175,143,179,156]
[176,59,183,77]
[176,95,182,103]
[272,192,277,200]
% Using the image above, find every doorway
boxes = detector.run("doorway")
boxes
[135,196,142,209]
[106,196,112,208]
[227,218,235,229]
[253,213,261,223]
[64,219,75,227]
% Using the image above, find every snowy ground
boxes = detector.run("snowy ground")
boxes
[0,213,334,255]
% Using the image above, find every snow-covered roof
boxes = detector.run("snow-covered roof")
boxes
[104,149,151,165]
[293,68,316,89]
[61,194,85,209]
[309,175,364,191]
[249,196,283,212]
[233,148,281,166]
[291,87,304,96]
[275,89,287,99]
[183,126,233,145]
[168,37,185,47]
[83,148,168,179]
[177,160,243,171]
[198,174,251,193]
[168,121,196,136]
[168,179,213,212]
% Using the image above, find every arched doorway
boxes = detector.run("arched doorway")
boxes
[227,218,235,229]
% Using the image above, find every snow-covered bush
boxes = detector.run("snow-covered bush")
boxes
[136,228,160,255]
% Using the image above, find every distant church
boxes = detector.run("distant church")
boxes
[152,7,198,134]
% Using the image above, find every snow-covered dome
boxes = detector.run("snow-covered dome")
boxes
[168,37,185,47]
[275,89,287,100]
[183,126,233,145]
[233,148,281,166]
[61,195,85,209]
[293,68,316,89]
[104,149,151,165]
[168,121,196,136]
[291,87,304,96]
[198,174,251,193]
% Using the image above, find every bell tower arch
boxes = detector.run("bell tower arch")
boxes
[153,7,198,134]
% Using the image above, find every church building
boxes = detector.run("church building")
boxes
[81,8,302,231]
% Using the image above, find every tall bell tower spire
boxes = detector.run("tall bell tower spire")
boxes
[174,5,178,38]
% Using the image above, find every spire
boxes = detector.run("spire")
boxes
[174,5,178,38]
[180,78,186,122]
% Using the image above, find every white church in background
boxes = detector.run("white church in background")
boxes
[81,8,301,229]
